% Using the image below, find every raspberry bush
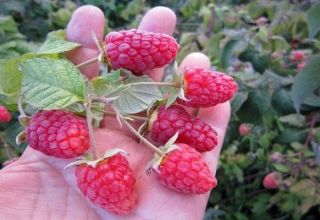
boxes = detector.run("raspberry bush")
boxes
[0,1,320,219]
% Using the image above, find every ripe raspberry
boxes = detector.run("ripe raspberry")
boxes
[238,123,252,136]
[154,143,217,194]
[75,154,137,215]
[105,29,179,74]
[26,110,89,159]
[263,172,282,189]
[178,68,238,108]
[0,105,11,123]
[292,50,305,63]
[149,105,218,152]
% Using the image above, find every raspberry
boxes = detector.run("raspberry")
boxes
[238,123,252,136]
[0,105,11,123]
[149,105,218,152]
[105,29,179,74]
[292,50,305,63]
[75,154,137,215]
[154,143,217,194]
[263,172,282,189]
[26,110,89,159]
[178,68,238,108]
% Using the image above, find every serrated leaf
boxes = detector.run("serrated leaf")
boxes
[91,70,120,96]
[292,54,320,113]
[279,114,306,127]
[111,76,162,114]
[0,53,57,97]
[38,30,80,54]
[307,3,320,38]
[20,58,85,109]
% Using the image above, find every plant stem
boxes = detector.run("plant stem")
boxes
[0,132,16,159]
[128,81,179,88]
[111,105,164,156]
[18,95,27,117]
[85,98,98,159]
[104,111,148,121]
[76,56,100,69]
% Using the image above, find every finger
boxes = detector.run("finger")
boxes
[65,5,105,79]
[199,103,231,175]
[179,52,211,70]
[138,6,177,82]
[178,52,231,175]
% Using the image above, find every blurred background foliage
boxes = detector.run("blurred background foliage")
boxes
[0,0,320,219]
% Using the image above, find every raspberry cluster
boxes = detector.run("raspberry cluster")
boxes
[20,27,238,216]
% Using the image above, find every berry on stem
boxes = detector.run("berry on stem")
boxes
[149,105,218,152]
[152,143,217,194]
[177,67,238,108]
[238,123,252,136]
[75,152,137,215]
[26,110,89,159]
[0,105,11,123]
[105,29,179,74]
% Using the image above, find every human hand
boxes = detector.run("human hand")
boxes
[0,5,231,220]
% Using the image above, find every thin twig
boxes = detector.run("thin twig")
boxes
[111,105,164,156]
[18,95,27,117]
[76,56,100,69]
[104,111,148,121]
[85,98,98,159]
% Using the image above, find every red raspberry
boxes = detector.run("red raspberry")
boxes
[292,50,305,63]
[154,143,217,194]
[263,172,282,189]
[178,68,238,108]
[149,105,218,152]
[75,154,137,215]
[26,110,89,159]
[0,105,11,123]
[105,29,179,74]
[238,123,252,136]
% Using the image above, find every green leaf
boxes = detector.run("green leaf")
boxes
[38,30,80,54]
[231,91,248,113]
[279,114,306,127]
[91,70,120,96]
[272,163,289,173]
[0,53,53,97]
[20,58,85,109]
[290,179,320,214]
[221,39,248,69]
[292,54,320,112]
[0,58,23,95]
[110,76,162,114]
[307,3,320,38]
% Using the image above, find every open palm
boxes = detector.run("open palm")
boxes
[0,6,231,220]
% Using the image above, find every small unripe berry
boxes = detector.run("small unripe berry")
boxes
[263,172,282,189]
[238,123,252,136]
